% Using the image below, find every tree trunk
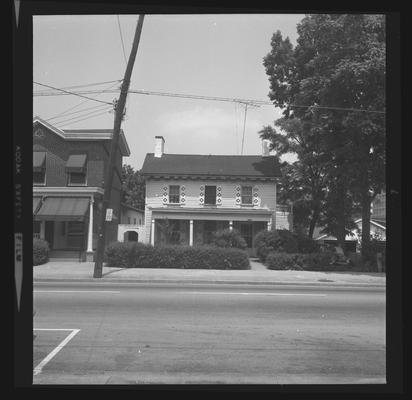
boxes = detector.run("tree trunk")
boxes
[361,189,372,259]
[335,180,347,253]
[308,204,320,239]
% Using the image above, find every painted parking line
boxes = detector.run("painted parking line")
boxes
[177,292,327,297]
[33,328,80,376]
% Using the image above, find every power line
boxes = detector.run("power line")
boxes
[43,81,121,121]
[117,15,128,66]
[46,103,110,122]
[34,79,122,93]
[34,86,386,114]
[33,82,113,105]
[53,107,112,127]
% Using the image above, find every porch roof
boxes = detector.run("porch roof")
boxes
[150,206,273,221]
[33,196,42,215]
[34,197,90,221]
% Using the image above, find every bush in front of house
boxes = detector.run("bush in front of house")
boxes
[210,228,247,250]
[254,229,322,262]
[104,241,154,268]
[265,251,340,271]
[254,229,299,262]
[33,238,49,266]
[104,242,250,270]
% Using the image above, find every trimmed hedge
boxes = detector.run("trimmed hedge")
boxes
[266,251,341,271]
[104,242,250,270]
[33,238,49,266]
[210,228,247,250]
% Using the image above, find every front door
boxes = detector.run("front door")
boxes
[240,222,253,252]
[44,221,54,248]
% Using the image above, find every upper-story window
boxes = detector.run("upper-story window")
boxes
[241,186,253,205]
[169,185,180,203]
[33,152,46,185]
[66,154,87,186]
[205,185,216,205]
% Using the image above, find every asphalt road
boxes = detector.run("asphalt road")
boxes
[33,282,386,384]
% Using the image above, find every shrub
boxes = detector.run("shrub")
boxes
[105,242,154,268]
[33,238,49,266]
[361,240,386,272]
[210,228,247,250]
[254,229,299,262]
[294,233,320,254]
[266,251,338,271]
[104,242,250,270]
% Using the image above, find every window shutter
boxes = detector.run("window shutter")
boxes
[162,186,168,204]
[181,185,186,204]
[216,185,222,205]
[253,186,260,206]
[235,185,241,205]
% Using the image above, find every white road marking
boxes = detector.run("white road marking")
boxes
[177,292,327,297]
[34,290,120,293]
[33,328,80,376]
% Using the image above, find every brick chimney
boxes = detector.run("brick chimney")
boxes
[262,139,271,157]
[154,136,165,158]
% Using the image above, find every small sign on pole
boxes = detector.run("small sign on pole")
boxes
[105,208,113,222]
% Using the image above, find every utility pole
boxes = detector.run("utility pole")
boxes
[93,15,145,278]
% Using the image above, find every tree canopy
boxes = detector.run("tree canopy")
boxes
[261,14,385,253]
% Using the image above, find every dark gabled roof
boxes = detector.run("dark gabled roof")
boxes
[140,153,282,179]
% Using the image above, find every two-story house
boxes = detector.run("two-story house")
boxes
[140,136,283,256]
[32,116,131,262]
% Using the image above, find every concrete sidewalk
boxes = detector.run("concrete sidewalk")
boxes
[33,260,386,287]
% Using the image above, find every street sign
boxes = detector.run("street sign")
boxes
[105,208,113,221]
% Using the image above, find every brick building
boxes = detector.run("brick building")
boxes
[32,116,130,261]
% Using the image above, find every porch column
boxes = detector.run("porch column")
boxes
[86,196,94,252]
[151,219,155,245]
[229,221,233,231]
[189,220,194,246]
[40,221,45,240]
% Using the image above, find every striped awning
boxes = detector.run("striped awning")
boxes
[33,197,42,215]
[65,154,87,173]
[33,152,46,171]
[34,197,89,221]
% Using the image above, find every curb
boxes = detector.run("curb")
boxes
[33,277,386,288]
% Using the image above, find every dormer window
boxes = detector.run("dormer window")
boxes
[33,152,46,185]
[66,154,87,186]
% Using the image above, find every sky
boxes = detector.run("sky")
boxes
[33,14,304,170]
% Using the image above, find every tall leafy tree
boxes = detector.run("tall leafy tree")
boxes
[121,164,146,210]
[259,117,328,238]
[262,14,385,254]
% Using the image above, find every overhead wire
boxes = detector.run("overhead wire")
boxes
[42,80,122,121]
[33,81,114,105]
[53,107,113,127]
[46,103,111,122]
[34,79,122,94]
[117,15,128,67]
[34,86,386,114]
